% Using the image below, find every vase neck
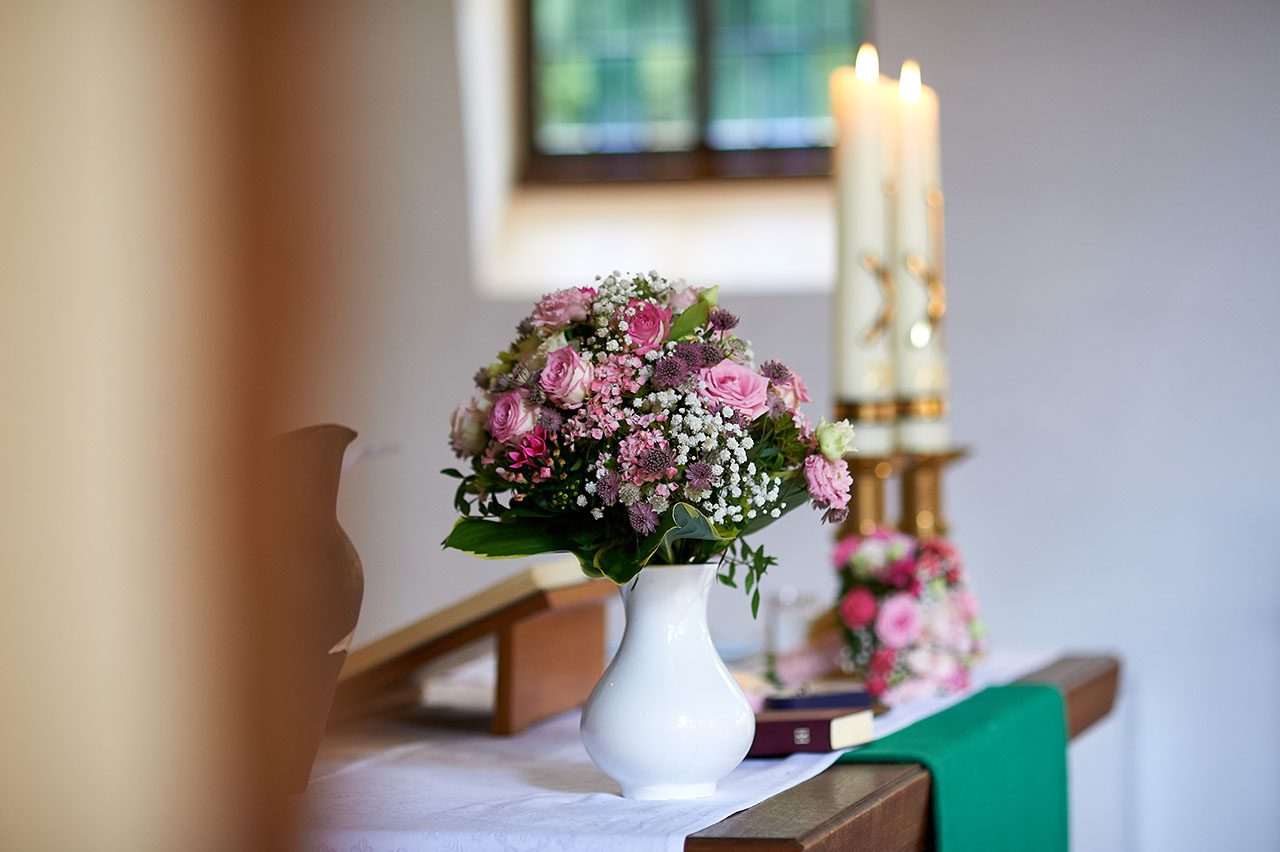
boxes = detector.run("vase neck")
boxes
[621,563,716,635]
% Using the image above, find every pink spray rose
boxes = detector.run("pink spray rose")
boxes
[953,589,980,620]
[449,395,492,457]
[875,594,923,649]
[699,360,771,420]
[831,536,861,568]
[539,345,594,407]
[803,454,852,510]
[772,371,811,409]
[624,299,673,353]
[869,647,897,675]
[531,287,594,330]
[489,390,537,444]
[838,587,877,629]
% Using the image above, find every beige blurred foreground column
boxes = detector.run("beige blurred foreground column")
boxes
[1,3,288,849]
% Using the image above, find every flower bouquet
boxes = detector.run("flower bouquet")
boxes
[442,270,854,614]
[442,271,856,799]
[832,528,986,706]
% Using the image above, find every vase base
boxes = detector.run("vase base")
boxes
[622,781,717,801]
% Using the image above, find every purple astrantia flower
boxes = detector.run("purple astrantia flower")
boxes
[824,506,849,525]
[536,408,564,432]
[760,360,791,383]
[653,356,690,389]
[766,388,789,418]
[629,502,659,535]
[686,460,714,491]
[708,309,739,333]
[673,341,705,369]
[641,446,675,476]
[598,469,621,505]
[699,343,725,367]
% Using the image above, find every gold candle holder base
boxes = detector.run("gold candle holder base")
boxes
[838,454,902,538]
[897,447,969,537]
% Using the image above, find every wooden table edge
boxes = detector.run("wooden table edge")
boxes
[687,653,1122,851]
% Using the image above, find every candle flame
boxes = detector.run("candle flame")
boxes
[899,60,922,103]
[855,44,879,83]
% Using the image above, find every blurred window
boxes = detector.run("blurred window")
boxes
[525,0,865,182]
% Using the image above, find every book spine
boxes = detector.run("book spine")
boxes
[765,692,871,711]
[747,720,833,757]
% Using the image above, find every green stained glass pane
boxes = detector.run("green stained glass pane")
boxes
[532,0,697,153]
[708,0,862,149]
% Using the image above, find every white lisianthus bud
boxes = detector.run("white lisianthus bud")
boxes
[816,417,856,461]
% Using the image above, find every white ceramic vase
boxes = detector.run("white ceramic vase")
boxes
[580,562,755,800]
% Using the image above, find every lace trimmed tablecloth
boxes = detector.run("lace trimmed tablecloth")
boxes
[297,649,1057,852]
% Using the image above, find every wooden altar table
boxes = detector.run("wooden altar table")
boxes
[686,655,1121,851]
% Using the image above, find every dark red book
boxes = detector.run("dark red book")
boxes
[746,707,874,757]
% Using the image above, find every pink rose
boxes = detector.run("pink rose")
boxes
[838,588,877,628]
[625,299,672,353]
[489,390,537,444]
[449,395,492,457]
[699,360,771,420]
[666,282,700,311]
[531,287,594,330]
[875,594,922,649]
[539,345,593,407]
[772,372,811,409]
[803,455,852,510]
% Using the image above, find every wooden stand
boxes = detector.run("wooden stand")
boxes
[331,575,616,735]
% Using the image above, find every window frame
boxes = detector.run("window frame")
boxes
[519,0,849,184]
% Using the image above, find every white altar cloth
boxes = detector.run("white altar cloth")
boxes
[297,649,1056,852]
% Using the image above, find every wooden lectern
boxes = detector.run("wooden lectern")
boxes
[331,559,616,735]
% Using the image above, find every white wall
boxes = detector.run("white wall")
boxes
[290,1,1279,850]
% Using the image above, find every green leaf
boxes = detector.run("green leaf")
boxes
[697,285,719,308]
[751,588,761,619]
[638,502,734,567]
[716,572,737,589]
[667,302,710,342]
[592,543,645,585]
[441,516,570,559]
[441,468,465,479]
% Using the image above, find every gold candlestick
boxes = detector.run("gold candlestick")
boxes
[838,455,900,537]
[898,447,968,537]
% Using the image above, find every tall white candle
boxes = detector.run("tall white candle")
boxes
[893,60,950,453]
[831,45,897,456]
